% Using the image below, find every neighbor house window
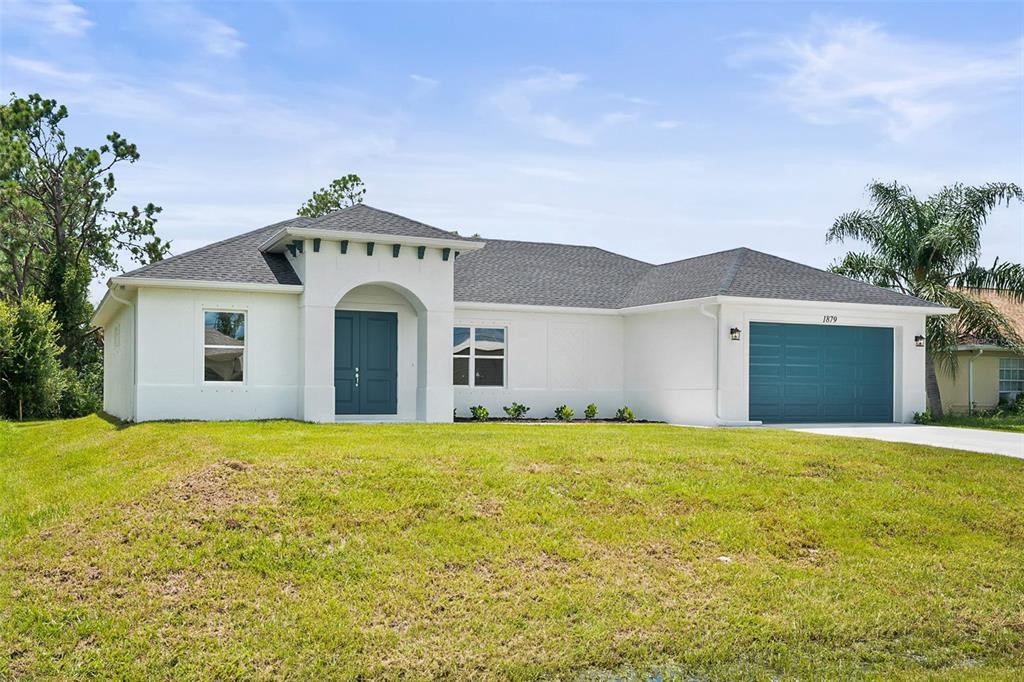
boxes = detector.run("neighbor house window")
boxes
[998,357,1024,402]
[453,326,505,387]
[204,311,245,382]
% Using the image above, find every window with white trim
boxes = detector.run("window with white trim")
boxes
[453,326,505,387]
[204,311,245,382]
[998,357,1024,402]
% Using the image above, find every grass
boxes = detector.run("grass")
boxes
[931,412,1024,433]
[1,416,1022,680]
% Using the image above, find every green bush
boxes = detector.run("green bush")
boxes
[615,406,636,422]
[503,402,530,420]
[57,361,103,418]
[913,410,934,425]
[0,296,65,420]
[584,403,598,420]
[469,405,489,421]
[555,405,574,421]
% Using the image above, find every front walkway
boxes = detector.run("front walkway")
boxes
[781,424,1024,460]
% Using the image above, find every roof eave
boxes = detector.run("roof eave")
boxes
[259,227,485,253]
[110,276,304,294]
[715,295,957,315]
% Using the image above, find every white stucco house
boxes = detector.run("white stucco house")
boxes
[92,204,954,425]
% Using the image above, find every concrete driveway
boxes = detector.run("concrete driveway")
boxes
[781,424,1024,460]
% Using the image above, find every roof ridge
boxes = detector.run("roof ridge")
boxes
[121,216,309,278]
[305,203,464,239]
[716,248,747,295]
[479,237,654,266]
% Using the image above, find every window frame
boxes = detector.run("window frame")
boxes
[998,356,1024,402]
[202,308,247,385]
[453,324,507,388]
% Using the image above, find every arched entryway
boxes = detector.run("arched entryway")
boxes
[334,282,428,421]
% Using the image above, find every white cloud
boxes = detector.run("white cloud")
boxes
[654,119,683,130]
[1,0,92,35]
[409,74,439,88]
[487,69,646,145]
[488,70,592,145]
[141,3,245,57]
[2,55,91,83]
[733,18,1022,140]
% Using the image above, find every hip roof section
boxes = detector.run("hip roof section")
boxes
[117,205,941,310]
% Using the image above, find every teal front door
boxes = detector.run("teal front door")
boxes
[749,322,894,423]
[334,310,398,415]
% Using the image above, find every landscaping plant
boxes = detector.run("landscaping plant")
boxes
[584,403,598,420]
[615,406,636,422]
[554,405,574,421]
[469,405,489,421]
[503,402,530,420]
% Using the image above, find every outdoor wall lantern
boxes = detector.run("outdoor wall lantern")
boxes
[729,327,742,341]
[915,335,926,347]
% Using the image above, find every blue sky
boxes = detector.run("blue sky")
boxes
[2,1,1022,301]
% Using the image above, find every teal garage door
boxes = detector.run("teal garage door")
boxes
[749,322,894,423]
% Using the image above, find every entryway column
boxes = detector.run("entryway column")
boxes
[299,302,335,422]
[417,308,454,422]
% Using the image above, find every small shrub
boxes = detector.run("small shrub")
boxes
[615,406,636,422]
[469,405,489,421]
[0,296,65,420]
[554,404,574,421]
[913,410,934,425]
[503,402,530,420]
[584,403,598,420]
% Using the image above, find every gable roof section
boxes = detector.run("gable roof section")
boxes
[120,217,308,285]
[298,204,468,242]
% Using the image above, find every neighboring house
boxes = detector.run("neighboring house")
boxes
[937,290,1024,413]
[91,204,953,425]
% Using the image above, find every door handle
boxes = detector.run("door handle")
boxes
[355,366,359,388]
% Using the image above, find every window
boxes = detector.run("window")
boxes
[999,357,1024,402]
[453,326,505,387]
[204,311,245,382]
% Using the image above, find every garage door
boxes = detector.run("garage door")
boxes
[749,322,894,423]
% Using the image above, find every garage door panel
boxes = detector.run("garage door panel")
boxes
[786,364,820,379]
[749,322,893,423]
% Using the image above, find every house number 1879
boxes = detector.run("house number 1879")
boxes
[822,315,838,323]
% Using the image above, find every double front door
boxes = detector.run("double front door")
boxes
[334,310,398,415]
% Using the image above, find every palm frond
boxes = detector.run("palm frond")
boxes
[826,210,881,245]
[953,259,1024,302]
[942,289,1024,351]
[828,251,903,290]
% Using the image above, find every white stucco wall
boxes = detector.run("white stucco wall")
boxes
[101,291,136,421]
[289,238,457,422]
[133,286,302,422]
[623,305,718,424]
[453,305,624,419]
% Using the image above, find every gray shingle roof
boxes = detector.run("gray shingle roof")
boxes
[120,217,307,285]
[301,204,467,242]
[455,243,940,309]
[453,239,649,308]
[119,205,938,310]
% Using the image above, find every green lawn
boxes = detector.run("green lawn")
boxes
[931,413,1024,433]
[1,416,1022,680]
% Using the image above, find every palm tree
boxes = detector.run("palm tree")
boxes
[827,181,1024,417]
